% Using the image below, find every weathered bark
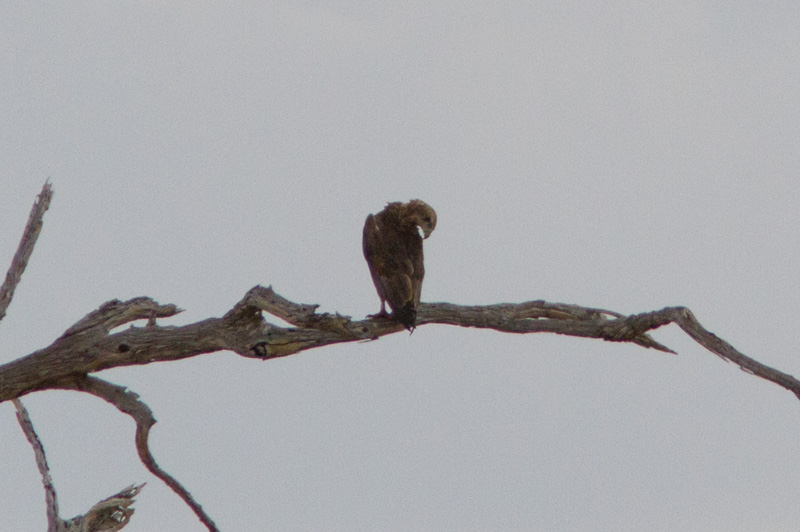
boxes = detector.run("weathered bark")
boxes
[3,183,799,531]
[0,181,52,322]
[4,284,800,403]
[14,398,143,532]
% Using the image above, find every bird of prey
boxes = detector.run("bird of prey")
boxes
[362,199,437,331]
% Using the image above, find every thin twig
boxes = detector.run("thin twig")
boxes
[0,181,53,324]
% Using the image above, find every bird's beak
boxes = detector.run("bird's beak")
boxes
[419,225,433,239]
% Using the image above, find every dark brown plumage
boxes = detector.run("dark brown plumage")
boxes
[362,199,437,331]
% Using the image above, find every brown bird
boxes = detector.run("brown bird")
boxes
[362,199,437,331]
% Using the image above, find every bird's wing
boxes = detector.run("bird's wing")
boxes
[410,241,425,307]
[363,213,415,312]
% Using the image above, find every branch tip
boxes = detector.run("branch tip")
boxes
[0,181,54,324]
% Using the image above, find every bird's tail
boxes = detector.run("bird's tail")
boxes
[394,302,417,332]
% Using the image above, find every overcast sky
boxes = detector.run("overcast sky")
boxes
[2,2,800,531]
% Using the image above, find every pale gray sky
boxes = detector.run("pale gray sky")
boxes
[2,2,800,531]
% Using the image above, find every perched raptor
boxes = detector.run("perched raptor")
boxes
[362,199,437,331]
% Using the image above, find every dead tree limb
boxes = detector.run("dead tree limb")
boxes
[2,286,798,404]
[0,181,52,324]
[14,398,144,532]
[3,183,151,531]
[13,398,63,532]
[51,375,219,532]
[3,183,800,531]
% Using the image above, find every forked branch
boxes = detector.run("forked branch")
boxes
[14,398,144,532]
[3,286,798,403]
[3,183,799,532]
[53,375,219,532]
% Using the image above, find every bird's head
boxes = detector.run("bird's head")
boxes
[406,199,437,239]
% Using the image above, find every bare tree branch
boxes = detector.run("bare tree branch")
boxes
[2,285,798,405]
[4,184,799,530]
[13,398,64,532]
[4,285,799,530]
[14,398,145,532]
[2,279,222,528]
[60,298,181,339]
[675,308,800,400]
[0,181,53,324]
[53,375,219,532]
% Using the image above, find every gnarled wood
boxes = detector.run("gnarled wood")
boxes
[3,286,799,403]
[4,183,800,532]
